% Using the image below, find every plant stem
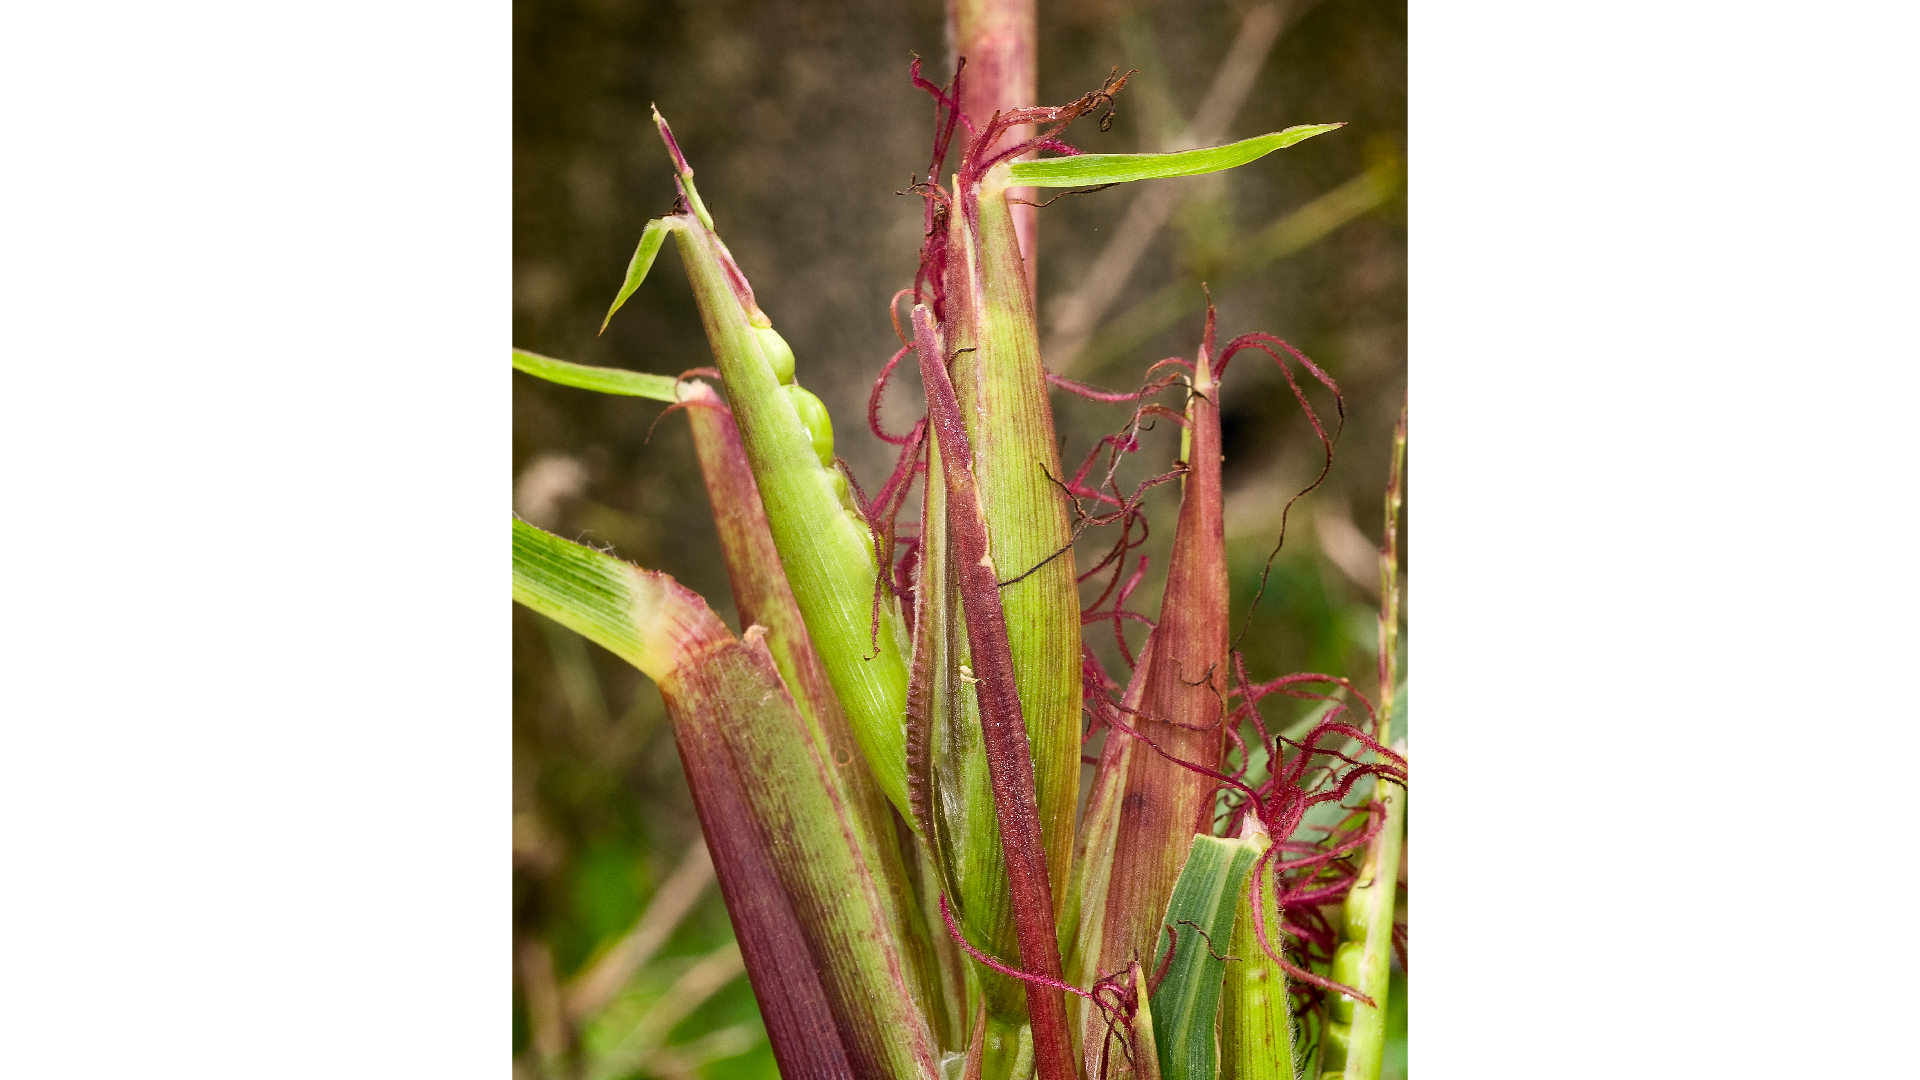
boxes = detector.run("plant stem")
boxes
[948,0,1037,289]
[1376,401,1405,745]
[1338,402,1407,1080]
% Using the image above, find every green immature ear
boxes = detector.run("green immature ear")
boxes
[668,206,914,825]
[1007,124,1344,188]
[784,383,834,467]
[755,325,797,384]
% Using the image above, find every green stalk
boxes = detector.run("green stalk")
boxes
[944,161,1083,915]
[1334,773,1404,1080]
[655,121,915,823]
[1337,403,1408,1080]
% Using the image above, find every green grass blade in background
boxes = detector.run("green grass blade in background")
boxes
[511,348,681,402]
[1148,835,1260,1080]
[1008,125,1342,188]
[601,217,681,332]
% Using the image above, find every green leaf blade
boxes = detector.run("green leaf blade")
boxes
[1149,835,1261,1080]
[511,348,681,402]
[601,217,677,333]
[1006,124,1343,188]
[510,516,729,680]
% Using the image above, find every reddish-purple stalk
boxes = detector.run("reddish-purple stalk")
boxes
[912,302,1075,1080]
[946,0,1037,291]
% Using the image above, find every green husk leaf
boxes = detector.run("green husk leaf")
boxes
[676,380,953,1055]
[1221,828,1300,1080]
[911,434,1022,1025]
[1148,835,1260,1080]
[600,217,680,333]
[1007,125,1343,188]
[951,167,1084,922]
[511,348,680,402]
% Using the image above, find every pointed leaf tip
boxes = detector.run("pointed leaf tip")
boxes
[1006,124,1346,188]
[601,217,679,334]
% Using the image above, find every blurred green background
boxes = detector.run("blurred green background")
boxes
[513,0,1404,1075]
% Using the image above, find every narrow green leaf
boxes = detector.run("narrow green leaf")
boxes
[600,217,679,333]
[1007,125,1343,188]
[1149,835,1261,1080]
[512,348,680,402]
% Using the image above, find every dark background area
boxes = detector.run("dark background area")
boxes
[513,0,1404,1074]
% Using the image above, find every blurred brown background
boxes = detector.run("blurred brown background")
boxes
[514,0,1404,1074]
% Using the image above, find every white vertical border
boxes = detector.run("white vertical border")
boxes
[1412,2,1919,1075]
[0,1,507,1074]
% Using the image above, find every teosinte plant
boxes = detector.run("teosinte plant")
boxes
[512,40,1407,1080]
